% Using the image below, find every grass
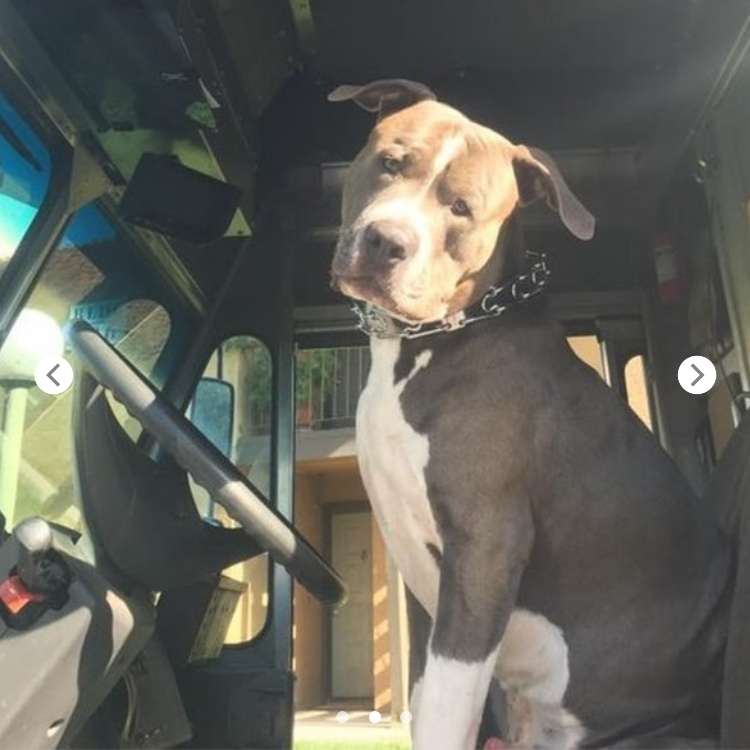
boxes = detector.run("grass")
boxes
[295,742,409,750]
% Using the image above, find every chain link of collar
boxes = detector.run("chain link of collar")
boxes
[352,251,550,340]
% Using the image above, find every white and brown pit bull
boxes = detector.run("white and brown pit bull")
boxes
[328,79,733,750]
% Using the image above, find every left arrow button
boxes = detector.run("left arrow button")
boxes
[46,363,61,387]
[34,357,73,395]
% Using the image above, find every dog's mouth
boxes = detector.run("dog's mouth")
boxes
[332,272,390,308]
[330,270,370,290]
[332,272,441,325]
[331,231,441,323]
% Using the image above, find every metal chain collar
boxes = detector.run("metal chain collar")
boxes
[353,251,550,340]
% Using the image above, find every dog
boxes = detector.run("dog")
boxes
[327,79,733,749]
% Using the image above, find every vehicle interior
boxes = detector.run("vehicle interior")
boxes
[2,1,750,748]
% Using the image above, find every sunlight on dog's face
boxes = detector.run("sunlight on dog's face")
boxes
[331,101,521,324]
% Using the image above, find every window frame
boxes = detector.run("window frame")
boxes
[186,331,277,648]
[0,58,74,347]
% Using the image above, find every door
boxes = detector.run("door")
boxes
[330,510,373,699]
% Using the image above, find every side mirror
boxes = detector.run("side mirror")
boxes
[189,377,235,458]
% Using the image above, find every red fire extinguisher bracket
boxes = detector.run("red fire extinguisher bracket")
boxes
[654,232,689,305]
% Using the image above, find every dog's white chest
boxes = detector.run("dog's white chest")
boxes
[356,341,580,749]
[356,338,441,613]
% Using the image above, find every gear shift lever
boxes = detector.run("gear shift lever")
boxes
[0,517,73,629]
[14,517,72,595]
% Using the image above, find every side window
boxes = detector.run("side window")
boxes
[189,335,272,644]
[0,90,52,277]
[624,354,653,430]
[569,335,653,429]
[568,335,605,378]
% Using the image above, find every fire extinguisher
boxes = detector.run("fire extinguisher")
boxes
[654,232,688,305]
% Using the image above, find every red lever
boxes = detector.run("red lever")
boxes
[0,575,45,615]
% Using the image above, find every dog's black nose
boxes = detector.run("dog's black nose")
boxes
[363,220,418,263]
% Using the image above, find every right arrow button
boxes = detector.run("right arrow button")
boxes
[690,363,704,388]
[679,356,716,395]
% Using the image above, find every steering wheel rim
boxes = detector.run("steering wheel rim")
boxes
[67,319,347,607]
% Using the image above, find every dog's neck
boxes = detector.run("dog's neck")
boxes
[353,215,550,340]
[495,214,528,284]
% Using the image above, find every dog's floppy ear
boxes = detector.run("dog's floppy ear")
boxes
[327,79,437,119]
[513,146,595,241]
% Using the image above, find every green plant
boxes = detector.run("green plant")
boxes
[235,340,337,416]
[294,742,409,750]
[295,348,336,406]
[242,340,272,408]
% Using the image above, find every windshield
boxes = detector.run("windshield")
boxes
[0,201,196,531]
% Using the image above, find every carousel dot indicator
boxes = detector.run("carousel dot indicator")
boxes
[336,711,349,723]
[369,711,382,723]
[400,711,413,723]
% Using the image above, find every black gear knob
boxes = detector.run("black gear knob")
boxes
[13,517,71,595]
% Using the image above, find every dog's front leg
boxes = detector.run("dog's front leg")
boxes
[411,504,534,750]
[405,585,432,699]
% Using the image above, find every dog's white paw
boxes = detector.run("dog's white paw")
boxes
[505,690,585,750]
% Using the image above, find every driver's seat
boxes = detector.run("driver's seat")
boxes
[704,407,750,749]
[72,370,263,592]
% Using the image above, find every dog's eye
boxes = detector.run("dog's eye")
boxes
[450,198,472,217]
[380,156,402,175]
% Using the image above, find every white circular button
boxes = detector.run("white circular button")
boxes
[34,356,74,395]
[678,355,716,395]
[369,711,381,724]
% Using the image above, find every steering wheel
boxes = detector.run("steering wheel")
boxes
[67,319,347,607]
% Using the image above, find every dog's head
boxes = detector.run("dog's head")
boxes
[328,79,594,324]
